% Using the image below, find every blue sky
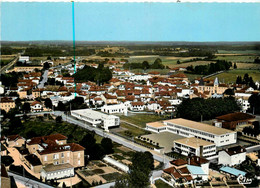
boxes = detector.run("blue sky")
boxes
[1,2,260,41]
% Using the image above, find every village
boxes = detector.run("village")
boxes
[1,46,260,188]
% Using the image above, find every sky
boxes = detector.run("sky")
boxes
[1,2,260,42]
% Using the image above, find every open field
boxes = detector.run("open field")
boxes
[120,123,149,136]
[208,69,260,83]
[119,114,167,128]
[236,63,260,69]
[217,50,260,55]
[214,55,258,62]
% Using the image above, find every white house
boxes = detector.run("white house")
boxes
[237,98,250,113]
[71,109,120,131]
[218,146,246,166]
[101,103,127,115]
[168,99,182,106]
[19,56,30,62]
[130,102,146,111]
[31,101,43,112]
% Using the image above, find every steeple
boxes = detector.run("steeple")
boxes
[214,77,219,86]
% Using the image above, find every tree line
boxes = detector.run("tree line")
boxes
[74,64,112,84]
[123,58,165,70]
[186,60,232,75]
[236,73,258,89]
[176,97,240,121]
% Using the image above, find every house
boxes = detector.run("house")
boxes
[0,97,15,112]
[146,118,237,147]
[19,56,30,62]
[24,154,42,173]
[173,137,216,157]
[25,133,85,180]
[101,103,127,115]
[6,135,25,147]
[31,101,43,112]
[215,112,255,130]
[101,93,118,105]
[130,101,145,111]
[71,109,120,131]
[198,77,228,95]
[218,145,246,166]
[163,156,209,183]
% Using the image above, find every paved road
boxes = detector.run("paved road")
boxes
[38,70,49,88]
[8,172,53,188]
[53,111,172,165]
[0,54,20,73]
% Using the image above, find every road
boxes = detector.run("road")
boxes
[8,172,53,188]
[0,53,20,73]
[38,70,49,88]
[52,111,172,165]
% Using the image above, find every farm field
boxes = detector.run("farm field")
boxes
[217,50,260,55]
[214,55,258,62]
[208,69,260,84]
[235,63,260,69]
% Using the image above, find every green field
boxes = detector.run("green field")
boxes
[214,55,258,62]
[119,123,149,136]
[217,50,260,55]
[208,69,260,83]
[119,114,167,128]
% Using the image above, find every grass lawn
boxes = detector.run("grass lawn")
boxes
[92,169,105,174]
[101,172,122,182]
[119,114,167,128]
[208,69,260,83]
[113,154,125,161]
[80,170,95,177]
[154,179,172,188]
[119,123,149,136]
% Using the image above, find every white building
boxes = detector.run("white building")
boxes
[101,104,127,115]
[41,163,74,180]
[174,137,216,157]
[237,98,250,113]
[71,109,120,131]
[31,101,43,112]
[218,146,246,166]
[19,56,30,62]
[129,74,151,81]
[146,118,237,147]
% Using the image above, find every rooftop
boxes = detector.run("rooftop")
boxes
[71,109,118,120]
[216,112,255,122]
[175,137,215,148]
[187,165,207,175]
[164,118,235,135]
[146,121,166,128]
[43,163,74,172]
[220,166,246,177]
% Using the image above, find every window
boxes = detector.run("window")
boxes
[44,156,47,161]
[78,160,81,165]
[61,153,64,158]
[78,153,80,158]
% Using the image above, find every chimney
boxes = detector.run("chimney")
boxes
[199,145,203,157]
[188,158,190,165]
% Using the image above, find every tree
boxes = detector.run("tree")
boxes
[57,101,66,111]
[101,138,113,154]
[128,151,154,188]
[56,116,62,123]
[177,60,181,64]
[224,88,234,96]
[43,62,50,70]
[113,175,129,188]
[22,102,31,113]
[142,61,150,70]
[62,182,66,188]
[47,56,52,60]
[234,63,237,69]
[248,93,260,114]
[1,156,14,166]
[44,98,53,109]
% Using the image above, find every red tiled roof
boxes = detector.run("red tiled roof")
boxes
[131,102,144,106]
[170,158,188,166]
[216,112,255,122]
[7,135,24,141]
[224,145,246,156]
[103,93,117,99]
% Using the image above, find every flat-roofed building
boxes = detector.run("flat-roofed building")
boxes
[173,137,216,157]
[146,118,237,147]
[101,103,127,115]
[218,145,246,166]
[41,163,74,181]
[71,109,120,131]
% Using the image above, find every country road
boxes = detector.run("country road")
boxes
[0,53,20,73]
